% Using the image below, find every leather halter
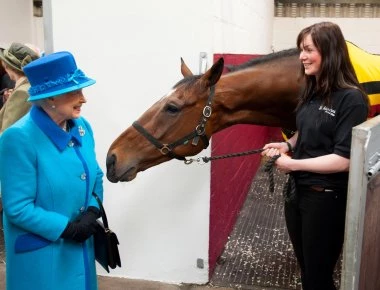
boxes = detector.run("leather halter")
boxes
[132,86,215,161]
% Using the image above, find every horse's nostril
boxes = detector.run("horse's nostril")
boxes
[106,153,116,170]
[106,153,120,182]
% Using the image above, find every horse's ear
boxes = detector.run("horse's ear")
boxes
[201,57,224,87]
[180,57,193,77]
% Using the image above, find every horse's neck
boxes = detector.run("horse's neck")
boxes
[211,64,300,132]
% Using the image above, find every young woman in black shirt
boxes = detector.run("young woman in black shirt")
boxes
[262,22,369,290]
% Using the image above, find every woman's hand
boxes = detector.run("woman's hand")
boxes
[60,207,100,242]
[262,145,294,173]
[261,142,289,157]
[273,154,293,173]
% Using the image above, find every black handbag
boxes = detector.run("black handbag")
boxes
[92,192,121,273]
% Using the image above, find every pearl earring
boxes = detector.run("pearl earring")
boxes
[51,105,56,109]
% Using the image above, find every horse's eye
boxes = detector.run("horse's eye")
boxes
[165,104,180,114]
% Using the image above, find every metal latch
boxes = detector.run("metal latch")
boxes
[367,152,380,178]
[199,52,207,74]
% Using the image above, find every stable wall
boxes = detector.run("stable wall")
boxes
[273,18,380,53]
[0,0,43,49]
[47,0,273,284]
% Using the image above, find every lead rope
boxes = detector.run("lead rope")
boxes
[263,154,281,193]
[185,149,297,202]
[264,154,297,203]
[195,149,279,195]
[184,148,265,165]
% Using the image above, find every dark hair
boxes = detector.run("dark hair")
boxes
[296,21,368,110]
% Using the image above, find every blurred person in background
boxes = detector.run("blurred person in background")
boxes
[0,42,40,133]
[0,57,15,108]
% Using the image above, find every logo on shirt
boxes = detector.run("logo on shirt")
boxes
[319,105,336,117]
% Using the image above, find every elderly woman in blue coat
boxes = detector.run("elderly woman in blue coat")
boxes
[0,51,104,290]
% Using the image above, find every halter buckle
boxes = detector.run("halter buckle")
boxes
[196,125,205,136]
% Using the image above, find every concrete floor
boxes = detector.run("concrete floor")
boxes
[0,262,250,290]
[0,226,237,290]
[0,224,288,290]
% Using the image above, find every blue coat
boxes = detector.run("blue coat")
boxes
[0,105,103,290]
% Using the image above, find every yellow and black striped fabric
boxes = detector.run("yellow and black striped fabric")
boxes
[347,41,380,117]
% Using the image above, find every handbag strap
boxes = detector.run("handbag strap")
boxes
[92,192,109,230]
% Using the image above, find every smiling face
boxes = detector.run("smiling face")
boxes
[46,89,86,126]
[299,34,322,77]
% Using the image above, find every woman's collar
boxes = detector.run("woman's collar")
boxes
[30,106,83,151]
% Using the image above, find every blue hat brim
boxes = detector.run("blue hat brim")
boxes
[28,79,96,101]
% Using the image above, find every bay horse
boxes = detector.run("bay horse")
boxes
[106,42,380,182]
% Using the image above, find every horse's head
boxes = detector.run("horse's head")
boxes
[106,58,224,182]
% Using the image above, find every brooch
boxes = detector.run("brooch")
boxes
[78,126,85,137]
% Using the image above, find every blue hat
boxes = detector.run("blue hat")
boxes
[24,51,96,101]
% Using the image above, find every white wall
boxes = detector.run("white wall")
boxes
[214,0,273,54]
[273,18,380,53]
[0,0,43,49]
[48,0,273,284]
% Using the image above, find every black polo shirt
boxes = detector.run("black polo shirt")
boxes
[294,88,368,189]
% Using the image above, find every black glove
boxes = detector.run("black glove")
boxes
[61,206,100,242]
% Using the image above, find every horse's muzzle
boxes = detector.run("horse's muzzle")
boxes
[106,154,119,183]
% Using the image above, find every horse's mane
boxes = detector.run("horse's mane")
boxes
[172,48,299,86]
[174,75,202,88]
[227,48,299,72]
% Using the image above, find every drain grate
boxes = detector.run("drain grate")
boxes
[211,165,342,289]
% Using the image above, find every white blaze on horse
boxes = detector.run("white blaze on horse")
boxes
[106,42,380,183]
